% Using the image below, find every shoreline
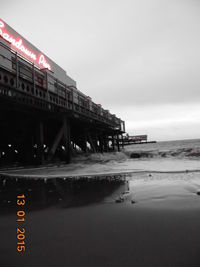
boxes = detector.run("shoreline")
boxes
[1,165,200,180]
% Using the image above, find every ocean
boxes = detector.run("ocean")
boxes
[68,138,200,175]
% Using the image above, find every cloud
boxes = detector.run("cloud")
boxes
[117,103,200,140]
[1,0,200,140]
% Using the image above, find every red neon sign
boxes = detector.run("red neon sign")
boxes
[0,20,51,71]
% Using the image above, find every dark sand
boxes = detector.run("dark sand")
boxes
[0,174,200,267]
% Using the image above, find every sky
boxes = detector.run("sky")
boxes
[1,0,200,141]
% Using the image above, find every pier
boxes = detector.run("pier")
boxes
[122,135,156,146]
[0,19,125,166]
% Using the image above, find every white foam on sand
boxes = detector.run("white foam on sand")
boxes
[1,155,200,178]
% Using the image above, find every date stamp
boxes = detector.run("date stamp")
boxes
[16,194,26,252]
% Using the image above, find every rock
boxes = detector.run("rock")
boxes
[122,191,130,195]
[115,196,124,203]
[130,153,141,158]
[197,192,200,196]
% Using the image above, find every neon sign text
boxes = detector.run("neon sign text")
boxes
[0,20,51,71]
[38,55,51,70]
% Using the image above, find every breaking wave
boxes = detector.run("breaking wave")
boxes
[69,140,200,175]
[72,151,129,163]
[72,147,200,164]
[127,147,200,159]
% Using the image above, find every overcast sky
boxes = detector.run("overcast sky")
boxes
[1,0,200,141]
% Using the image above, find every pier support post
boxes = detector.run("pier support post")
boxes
[103,134,108,152]
[48,118,71,163]
[82,128,88,153]
[48,122,64,161]
[98,133,103,153]
[63,118,71,163]
[87,132,96,153]
[36,121,44,164]
[112,134,115,151]
[94,132,98,152]
[117,134,120,152]
[121,134,124,149]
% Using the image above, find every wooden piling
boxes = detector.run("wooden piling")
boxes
[36,121,44,164]
[63,118,71,163]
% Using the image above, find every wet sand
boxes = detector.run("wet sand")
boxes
[0,173,200,267]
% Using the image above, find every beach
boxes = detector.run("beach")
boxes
[1,140,200,267]
[1,170,200,267]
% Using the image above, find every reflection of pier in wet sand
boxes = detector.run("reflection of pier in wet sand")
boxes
[0,175,128,214]
[1,172,200,267]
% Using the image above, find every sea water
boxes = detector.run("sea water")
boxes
[68,139,200,208]
[71,139,200,175]
[1,139,200,210]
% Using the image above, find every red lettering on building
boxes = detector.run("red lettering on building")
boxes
[0,20,51,71]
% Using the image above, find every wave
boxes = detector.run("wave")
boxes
[73,151,129,163]
[71,147,200,165]
[126,147,200,159]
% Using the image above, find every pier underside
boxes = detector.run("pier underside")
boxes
[0,97,123,166]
